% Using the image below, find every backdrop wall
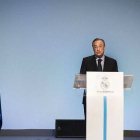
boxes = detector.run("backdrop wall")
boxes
[0,0,140,130]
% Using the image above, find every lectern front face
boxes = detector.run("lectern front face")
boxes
[87,72,124,140]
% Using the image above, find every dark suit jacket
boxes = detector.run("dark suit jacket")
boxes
[80,55,118,104]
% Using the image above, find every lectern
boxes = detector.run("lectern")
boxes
[74,72,133,140]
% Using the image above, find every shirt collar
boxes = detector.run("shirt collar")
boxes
[95,55,105,61]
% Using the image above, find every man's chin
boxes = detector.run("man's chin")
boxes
[95,54,103,58]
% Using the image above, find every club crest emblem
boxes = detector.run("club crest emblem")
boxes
[100,76,110,90]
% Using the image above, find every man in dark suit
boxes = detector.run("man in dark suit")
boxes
[80,38,118,118]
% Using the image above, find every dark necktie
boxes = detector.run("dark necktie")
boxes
[98,59,102,71]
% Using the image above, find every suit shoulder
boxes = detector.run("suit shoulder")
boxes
[82,55,95,61]
[105,56,117,62]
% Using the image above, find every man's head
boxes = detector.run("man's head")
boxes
[92,38,106,58]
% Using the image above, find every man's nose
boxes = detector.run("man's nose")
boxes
[97,46,100,51]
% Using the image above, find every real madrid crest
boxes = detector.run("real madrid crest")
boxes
[100,76,110,90]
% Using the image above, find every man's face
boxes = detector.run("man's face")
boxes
[93,40,105,58]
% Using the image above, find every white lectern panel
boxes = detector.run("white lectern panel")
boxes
[87,72,123,140]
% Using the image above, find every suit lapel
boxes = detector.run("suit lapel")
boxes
[103,56,110,71]
[89,55,98,71]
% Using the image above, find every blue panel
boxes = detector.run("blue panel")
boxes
[0,0,140,129]
[104,96,107,140]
